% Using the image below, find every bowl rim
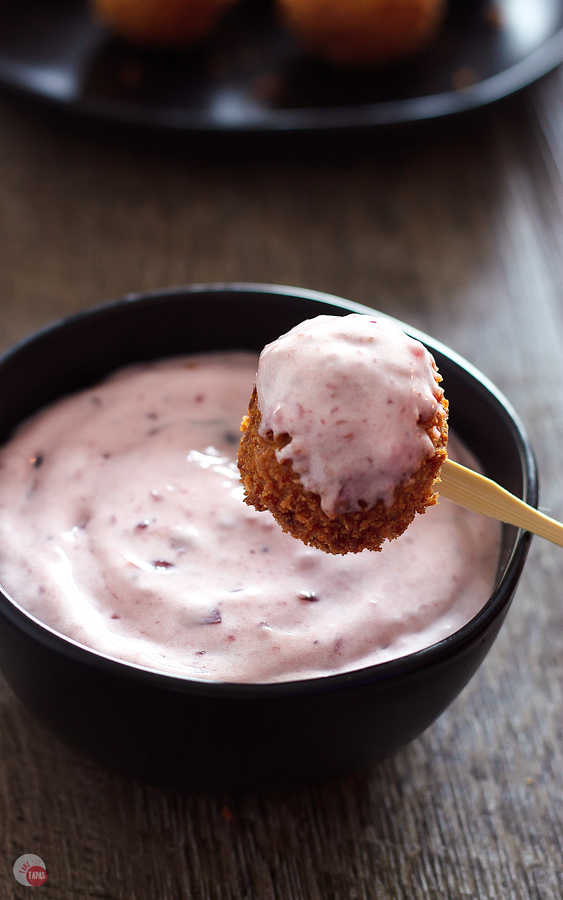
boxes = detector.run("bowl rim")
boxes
[0,282,536,697]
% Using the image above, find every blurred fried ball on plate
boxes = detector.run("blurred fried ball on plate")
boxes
[278,0,447,66]
[93,0,235,46]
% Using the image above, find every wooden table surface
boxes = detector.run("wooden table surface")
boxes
[0,63,562,900]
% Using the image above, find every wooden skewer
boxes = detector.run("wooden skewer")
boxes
[438,458,563,547]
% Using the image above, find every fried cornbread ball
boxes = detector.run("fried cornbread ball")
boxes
[239,388,448,554]
[93,0,234,46]
[278,0,446,66]
[237,315,449,555]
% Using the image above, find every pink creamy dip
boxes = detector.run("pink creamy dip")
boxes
[257,314,444,515]
[0,352,499,683]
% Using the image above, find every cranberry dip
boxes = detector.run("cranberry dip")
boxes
[257,314,446,515]
[0,353,500,683]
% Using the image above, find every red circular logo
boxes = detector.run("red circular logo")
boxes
[13,854,47,888]
[26,866,47,887]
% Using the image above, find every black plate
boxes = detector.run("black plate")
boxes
[0,1,561,133]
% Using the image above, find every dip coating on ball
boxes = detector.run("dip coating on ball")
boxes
[238,315,448,554]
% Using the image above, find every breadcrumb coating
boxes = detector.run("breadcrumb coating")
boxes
[278,0,446,66]
[238,383,448,555]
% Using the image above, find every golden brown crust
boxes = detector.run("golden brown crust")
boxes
[238,383,448,555]
[93,0,233,46]
[278,0,446,66]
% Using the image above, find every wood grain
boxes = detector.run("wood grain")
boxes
[0,66,562,899]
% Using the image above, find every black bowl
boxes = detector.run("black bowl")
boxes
[0,285,536,788]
